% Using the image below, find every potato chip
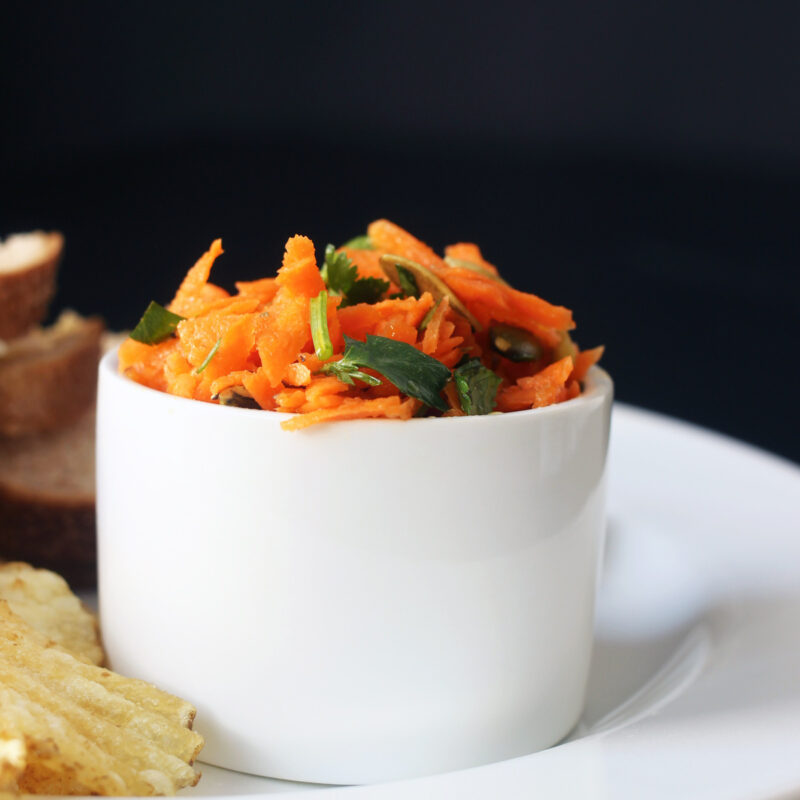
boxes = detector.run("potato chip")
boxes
[0,562,104,665]
[0,601,203,795]
[0,732,26,792]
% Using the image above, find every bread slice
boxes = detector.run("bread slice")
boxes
[0,408,96,588]
[0,231,63,341]
[0,310,103,437]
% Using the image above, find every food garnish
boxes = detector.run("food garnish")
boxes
[130,301,184,345]
[194,337,221,374]
[489,324,544,362]
[321,245,388,308]
[321,335,451,411]
[453,358,503,416]
[119,219,603,429]
[309,290,334,361]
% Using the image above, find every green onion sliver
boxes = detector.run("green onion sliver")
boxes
[310,290,334,361]
[195,337,222,374]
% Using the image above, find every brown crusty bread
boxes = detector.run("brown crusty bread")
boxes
[0,408,97,588]
[0,310,103,437]
[0,231,63,340]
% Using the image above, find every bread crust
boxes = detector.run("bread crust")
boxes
[0,231,63,340]
[0,407,97,588]
[0,313,103,437]
[0,489,96,588]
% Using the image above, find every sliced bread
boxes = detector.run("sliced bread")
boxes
[0,310,103,437]
[0,408,97,588]
[0,231,63,341]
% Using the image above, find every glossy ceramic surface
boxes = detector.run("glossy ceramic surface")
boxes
[97,350,613,784]
[88,404,800,798]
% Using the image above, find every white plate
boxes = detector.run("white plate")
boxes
[122,403,800,799]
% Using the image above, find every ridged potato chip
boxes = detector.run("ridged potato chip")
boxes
[0,601,203,795]
[0,732,26,792]
[0,562,103,665]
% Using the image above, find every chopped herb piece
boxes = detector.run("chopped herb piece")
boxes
[321,244,389,307]
[394,264,420,298]
[322,335,450,411]
[195,337,222,374]
[321,244,357,296]
[419,299,441,332]
[453,358,502,415]
[310,290,334,361]
[342,276,390,307]
[340,235,374,250]
[323,362,383,387]
[129,301,185,345]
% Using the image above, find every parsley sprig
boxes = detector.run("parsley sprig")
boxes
[321,335,450,410]
[320,245,389,307]
[453,358,502,415]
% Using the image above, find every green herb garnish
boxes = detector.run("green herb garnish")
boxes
[453,358,502,415]
[340,235,374,250]
[129,301,185,345]
[310,290,334,361]
[344,277,392,306]
[322,334,450,410]
[394,264,420,298]
[321,244,389,307]
[195,337,222,374]
[419,299,440,332]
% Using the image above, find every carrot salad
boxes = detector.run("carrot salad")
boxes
[119,220,603,430]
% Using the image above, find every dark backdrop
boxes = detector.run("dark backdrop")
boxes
[2,1,798,462]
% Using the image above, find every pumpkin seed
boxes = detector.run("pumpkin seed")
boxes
[553,330,578,361]
[379,255,482,330]
[444,256,510,287]
[214,386,260,409]
[489,324,543,362]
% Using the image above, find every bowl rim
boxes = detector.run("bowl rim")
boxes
[100,345,612,427]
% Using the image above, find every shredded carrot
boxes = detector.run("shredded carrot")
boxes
[496,356,575,412]
[169,239,226,317]
[340,248,387,281]
[338,294,434,341]
[367,220,448,272]
[444,243,500,276]
[421,297,450,355]
[120,223,602,428]
[281,396,416,431]
[572,345,605,383]
[235,278,279,304]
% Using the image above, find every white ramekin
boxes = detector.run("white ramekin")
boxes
[96,348,612,784]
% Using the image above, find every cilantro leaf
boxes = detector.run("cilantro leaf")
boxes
[309,290,334,361]
[321,244,389,307]
[322,335,450,411]
[340,235,374,250]
[323,362,383,387]
[129,301,185,345]
[453,358,502,415]
[321,244,358,296]
[341,276,390,307]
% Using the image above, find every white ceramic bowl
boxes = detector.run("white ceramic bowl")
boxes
[96,349,612,785]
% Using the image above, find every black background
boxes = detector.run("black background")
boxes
[2,1,798,462]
